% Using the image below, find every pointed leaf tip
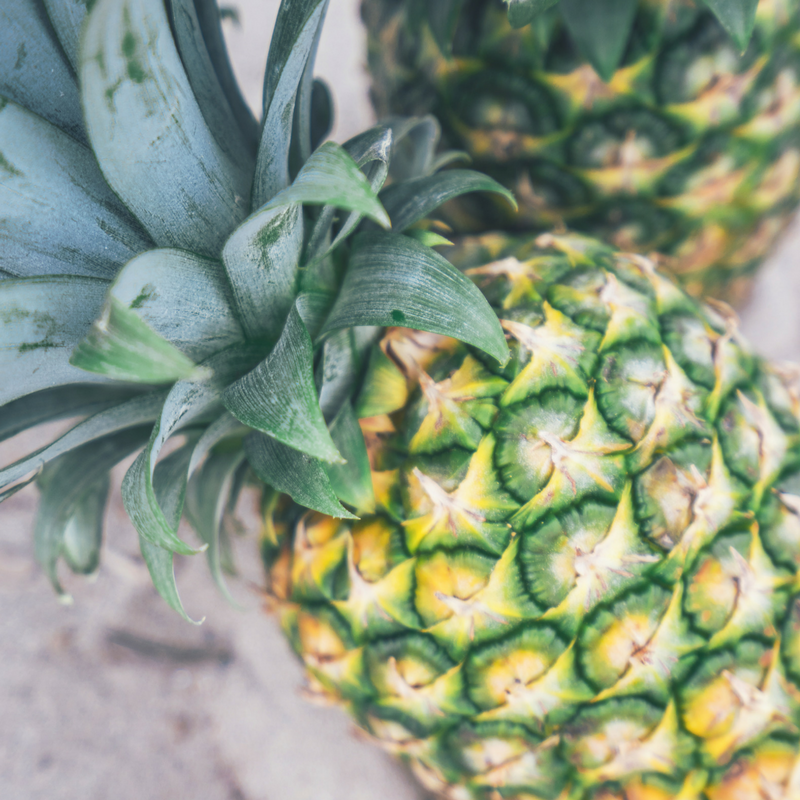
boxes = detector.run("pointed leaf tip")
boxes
[505,0,562,29]
[701,0,759,51]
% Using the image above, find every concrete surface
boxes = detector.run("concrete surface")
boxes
[2,1,800,799]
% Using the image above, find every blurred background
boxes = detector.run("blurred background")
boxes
[3,0,800,798]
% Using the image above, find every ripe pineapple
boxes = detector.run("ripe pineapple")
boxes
[264,230,800,800]
[361,0,800,299]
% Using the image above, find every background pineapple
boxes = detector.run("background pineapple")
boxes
[362,0,800,299]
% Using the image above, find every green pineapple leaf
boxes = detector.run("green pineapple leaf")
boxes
[559,0,638,82]
[70,298,203,385]
[505,0,563,29]
[80,0,250,257]
[254,0,329,205]
[321,231,511,366]
[42,0,86,73]
[325,402,376,515]
[701,0,759,51]
[1,2,86,143]
[428,0,466,54]
[245,432,357,519]
[380,169,517,232]
[224,306,343,463]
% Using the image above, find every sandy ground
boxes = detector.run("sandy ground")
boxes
[3,1,800,798]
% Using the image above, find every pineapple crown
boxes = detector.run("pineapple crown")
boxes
[0,0,516,619]
[431,0,766,80]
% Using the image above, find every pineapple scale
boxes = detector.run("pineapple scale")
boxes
[263,233,800,800]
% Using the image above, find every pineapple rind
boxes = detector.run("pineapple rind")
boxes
[266,232,800,800]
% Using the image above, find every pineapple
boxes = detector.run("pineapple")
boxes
[361,0,800,299]
[263,230,800,800]
[4,2,800,800]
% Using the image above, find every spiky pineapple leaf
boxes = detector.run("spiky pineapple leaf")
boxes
[139,441,204,624]
[321,231,510,366]
[192,0,259,152]
[559,0,638,82]
[428,0,466,54]
[188,413,247,477]
[185,450,247,606]
[70,298,203,385]
[1,1,86,143]
[701,0,759,51]
[223,305,343,463]
[387,117,440,181]
[168,0,256,173]
[80,0,250,257]
[100,249,244,363]
[0,100,152,279]
[0,386,141,445]
[318,328,379,419]
[0,392,167,490]
[121,346,258,556]
[42,0,86,72]
[245,432,356,519]
[505,0,562,29]
[253,0,330,206]
[380,170,517,232]
[0,276,114,405]
[325,402,375,515]
[34,428,150,600]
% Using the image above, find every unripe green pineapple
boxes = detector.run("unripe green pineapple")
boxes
[263,230,800,800]
[362,0,800,299]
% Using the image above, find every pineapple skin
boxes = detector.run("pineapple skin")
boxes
[361,0,800,300]
[264,233,800,800]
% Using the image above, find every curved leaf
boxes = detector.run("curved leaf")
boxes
[428,0,466,54]
[0,276,117,405]
[121,346,258,556]
[223,305,342,463]
[188,412,247,476]
[253,0,329,206]
[380,169,516,232]
[193,0,259,151]
[42,0,86,72]
[318,327,379,419]
[0,1,86,143]
[185,450,246,605]
[35,428,150,600]
[325,402,375,514]
[245,432,355,519]
[321,231,510,365]
[559,0,638,82]
[104,248,244,362]
[81,0,250,257]
[168,0,256,174]
[0,391,167,490]
[387,117,440,181]
[0,100,151,279]
[701,0,759,50]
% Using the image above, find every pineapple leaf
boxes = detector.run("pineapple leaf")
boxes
[318,328,379,419]
[386,117,441,181]
[325,402,376,515]
[0,386,141,445]
[42,0,86,72]
[0,100,151,279]
[427,0,466,54]
[559,0,638,82]
[245,432,357,519]
[223,305,344,464]
[701,0,759,51]
[0,392,167,491]
[168,0,257,171]
[80,0,250,257]
[505,0,562,30]
[254,0,330,206]
[98,249,245,363]
[185,450,247,606]
[321,231,511,366]
[1,1,86,143]
[70,298,203,385]
[380,170,517,232]
[139,441,205,624]
[188,413,248,477]
[33,428,150,600]
[192,0,259,151]
[121,346,259,557]
[0,276,112,405]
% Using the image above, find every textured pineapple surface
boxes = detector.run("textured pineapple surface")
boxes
[363,0,800,299]
[265,233,800,800]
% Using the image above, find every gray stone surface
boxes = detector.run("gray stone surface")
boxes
[2,1,800,799]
